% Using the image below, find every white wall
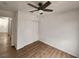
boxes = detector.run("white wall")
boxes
[17,11,39,49]
[39,10,79,57]
[11,12,17,48]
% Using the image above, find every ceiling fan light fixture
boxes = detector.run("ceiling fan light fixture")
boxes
[39,10,43,14]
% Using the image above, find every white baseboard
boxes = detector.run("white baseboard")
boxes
[16,40,38,50]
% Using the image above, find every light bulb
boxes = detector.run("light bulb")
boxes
[39,10,43,14]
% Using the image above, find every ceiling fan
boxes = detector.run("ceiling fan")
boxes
[28,1,53,14]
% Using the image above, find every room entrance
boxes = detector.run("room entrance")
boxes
[0,16,16,57]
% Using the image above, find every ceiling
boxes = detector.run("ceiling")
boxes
[0,1,79,13]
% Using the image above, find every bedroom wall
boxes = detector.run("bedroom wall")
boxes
[17,11,39,49]
[39,9,79,57]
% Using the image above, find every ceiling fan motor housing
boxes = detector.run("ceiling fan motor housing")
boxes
[38,2,43,10]
[38,2,43,7]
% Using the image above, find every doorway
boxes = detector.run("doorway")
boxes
[0,16,16,57]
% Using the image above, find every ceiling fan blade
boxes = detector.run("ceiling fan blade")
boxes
[42,1,51,9]
[29,10,38,13]
[43,9,53,12]
[28,3,38,9]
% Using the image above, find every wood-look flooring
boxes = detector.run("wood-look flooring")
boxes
[17,41,76,58]
[0,33,76,58]
[0,33,16,58]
